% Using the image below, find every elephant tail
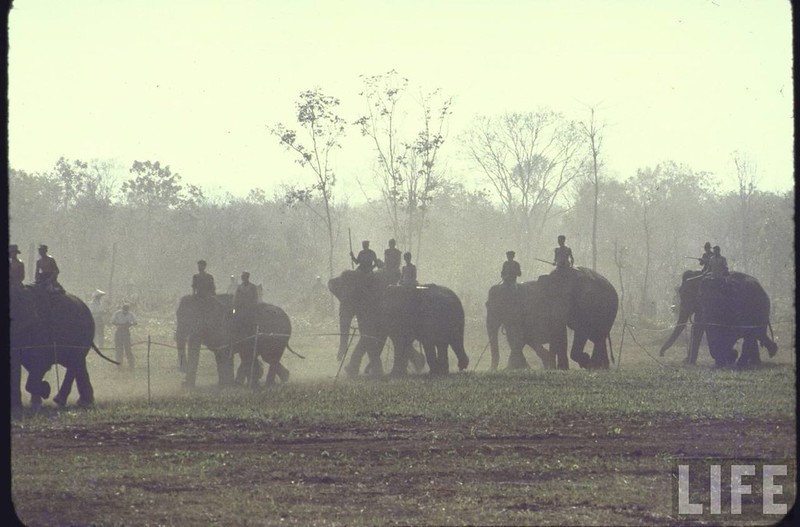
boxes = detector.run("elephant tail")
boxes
[285,343,306,360]
[92,343,121,365]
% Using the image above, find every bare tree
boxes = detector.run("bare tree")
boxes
[579,107,605,271]
[355,70,451,263]
[731,151,759,274]
[461,109,584,260]
[272,88,346,280]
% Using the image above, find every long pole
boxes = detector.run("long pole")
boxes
[348,228,354,269]
[617,321,626,370]
[147,335,152,405]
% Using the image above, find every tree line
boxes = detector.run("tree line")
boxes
[8,72,794,328]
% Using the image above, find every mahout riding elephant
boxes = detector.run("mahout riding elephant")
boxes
[327,269,425,377]
[486,267,618,370]
[660,270,777,367]
[381,284,469,376]
[10,286,111,408]
[175,294,292,388]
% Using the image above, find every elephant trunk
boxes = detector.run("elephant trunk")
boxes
[659,309,690,356]
[337,305,355,362]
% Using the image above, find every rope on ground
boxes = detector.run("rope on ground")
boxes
[623,324,669,368]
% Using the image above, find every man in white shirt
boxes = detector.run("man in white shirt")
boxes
[111,304,138,369]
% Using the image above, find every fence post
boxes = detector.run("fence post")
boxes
[617,320,626,370]
[147,335,152,405]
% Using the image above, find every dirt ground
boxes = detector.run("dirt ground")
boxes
[11,412,796,526]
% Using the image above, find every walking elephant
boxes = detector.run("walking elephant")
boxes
[10,286,106,408]
[175,294,292,388]
[659,270,777,367]
[381,284,469,376]
[327,269,428,377]
[486,267,618,370]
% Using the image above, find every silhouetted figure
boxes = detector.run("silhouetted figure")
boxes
[708,246,729,279]
[350,240,378,273]
[35,244,63,293]
[384,239,402,276]
[192,260,216,297]
[88,289,107,348]
[9,244,24,289]
[553,235,574,270]
[501,251,521,286]
[111,304,137,369]
[699,242,713,273]
[234,271,259,329]
[399,252,418,287]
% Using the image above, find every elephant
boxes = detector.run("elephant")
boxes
[10,286,109,408]
[381,284,469,376]
[659,270,777,367]
[327,269,429,377]
[486,267,619,370]
[175,294,292,388]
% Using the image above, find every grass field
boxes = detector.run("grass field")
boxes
[10,313,797,526]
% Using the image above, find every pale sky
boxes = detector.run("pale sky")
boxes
[8,0,795,199]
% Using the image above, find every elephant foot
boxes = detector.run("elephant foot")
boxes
[76,398,94,408]
[53,394,68,407]
[344,364,360,378]
[457,357,469,371]
[765,341,778,358]
[30,394,43,409]
[277,368,290,383]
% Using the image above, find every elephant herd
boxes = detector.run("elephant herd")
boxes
[10,264,779,409]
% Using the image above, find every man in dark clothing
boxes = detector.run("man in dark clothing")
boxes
[553,235,574,270]
[9,244,24,289]
[192,260,216,297]
[501,251,521,286]
[384,239,402,276]
[234,271,259,329]
[35,244,63,292]
[350,241,378,273]
[399,252,418,287]
[699,242,713,273]
[708,246,729,279]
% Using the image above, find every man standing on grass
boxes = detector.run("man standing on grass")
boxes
[112,303,138,369]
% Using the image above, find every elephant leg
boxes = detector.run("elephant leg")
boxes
[391,341,412,376]
[759,330,778,358]
[184,343,201,388]
[411,345,427,373]
[422,342,438,375]
[215,349,236,386]
[566,329,590,369]
[73,363,95,407]
[438,343,450,375]
[54,368,76,406]
[274,361,290,383]
[687,325,703,365]
[737,336,760,369]
[346,339,368,377]
[236,349,255,385]
[26,373,51,400]
[532,344,557,369]
[11,350,22,410]
[248,357,264,388]
[590,337,610,370]
[506,346,530,370]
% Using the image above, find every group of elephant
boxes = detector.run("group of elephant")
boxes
[10,264,779,408]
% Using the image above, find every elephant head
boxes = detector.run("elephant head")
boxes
[328,270,394,363]
[659,270,703,357]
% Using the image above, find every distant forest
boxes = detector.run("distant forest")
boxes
[8,81,795,327]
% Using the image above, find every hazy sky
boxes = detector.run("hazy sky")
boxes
[8,0,794,199]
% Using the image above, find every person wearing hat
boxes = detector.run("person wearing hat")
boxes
[233,271,259,329]
[9,244,24,289]
[698,241,713,273]
[111,303,138,369]
[350,240,378,273]
[226,274,238,296]
[192,259,216,297]
[553,235,574,271]
[501,250,522,286]
[89,290,107,347]
[35,244,63,292]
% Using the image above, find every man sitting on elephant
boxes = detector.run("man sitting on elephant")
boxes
[553,235,574,271]
[234,271,259,330]
[350,240,378,273]
[501,251,521,286]
[399,252,418,287]
[35,244,64,293]
[708,246,729,279]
